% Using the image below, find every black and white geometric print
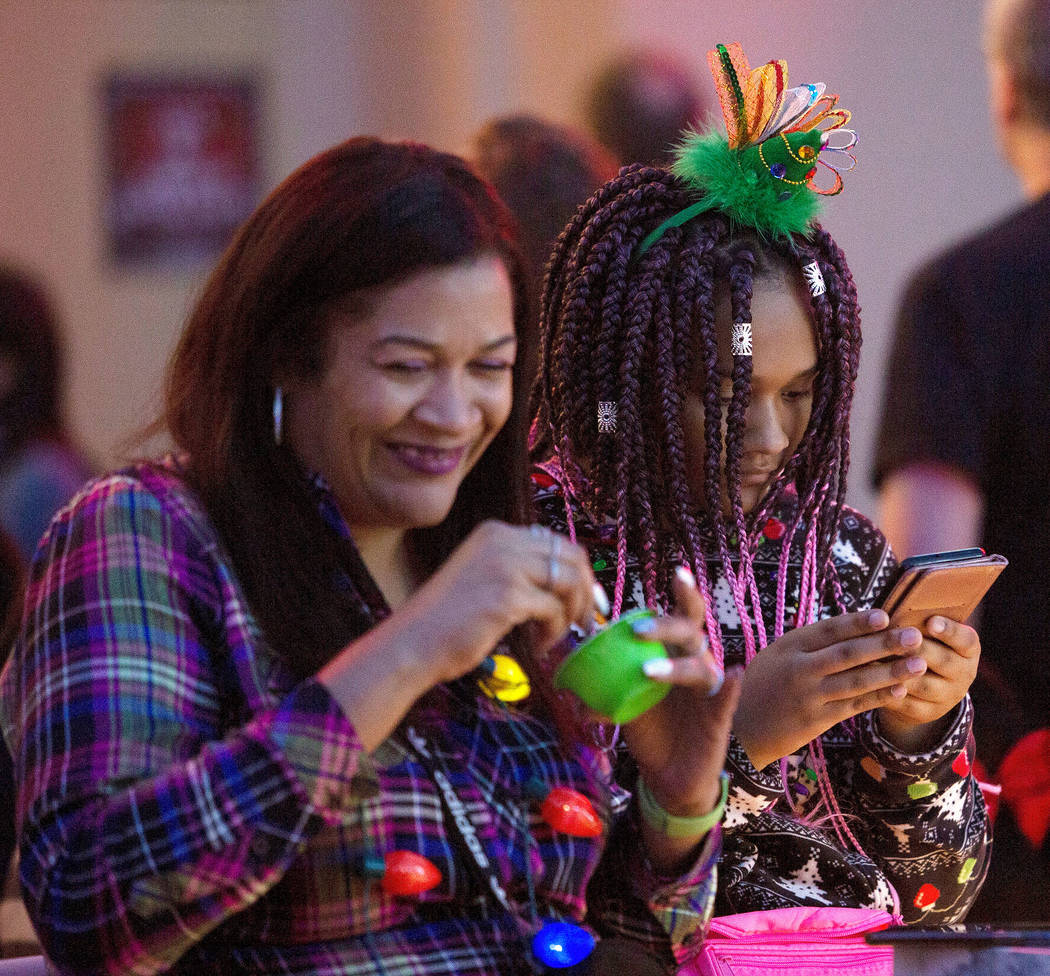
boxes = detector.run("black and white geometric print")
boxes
[532,474,990,925]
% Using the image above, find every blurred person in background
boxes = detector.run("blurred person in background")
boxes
[873,0,1050,922]
[584,49,708,167]
[0,266,92,562]
[471,113,618,386]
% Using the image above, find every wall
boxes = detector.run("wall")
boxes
[0,0,1023,517]
[1,1,279,465]
[1,0,617,469]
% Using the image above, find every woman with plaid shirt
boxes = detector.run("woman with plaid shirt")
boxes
[0,138,738,976]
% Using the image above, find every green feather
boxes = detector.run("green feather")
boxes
[670,129,821,240]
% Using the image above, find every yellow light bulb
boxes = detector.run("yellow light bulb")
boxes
[478,653,530,702]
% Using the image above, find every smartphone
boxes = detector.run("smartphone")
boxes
[866,923,1050,948]
[879,548,1008,629]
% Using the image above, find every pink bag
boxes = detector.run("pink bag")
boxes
[681,906,900,976]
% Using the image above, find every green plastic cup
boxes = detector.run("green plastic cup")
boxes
[552,609,670,723]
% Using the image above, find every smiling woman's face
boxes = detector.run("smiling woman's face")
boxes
[284,253,516,535]
[682,273,817,515]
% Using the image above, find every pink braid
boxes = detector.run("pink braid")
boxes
[691,553,727,669]
[773,515,801,640]
[613,505,629,619]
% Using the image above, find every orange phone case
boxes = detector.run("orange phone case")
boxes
[880,554,1008,629]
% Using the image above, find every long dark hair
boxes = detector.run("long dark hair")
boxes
[532,163,862,661]
[0,266,68,455]
[165,137,531,678]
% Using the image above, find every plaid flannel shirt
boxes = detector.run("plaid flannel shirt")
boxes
[0,458,718,975]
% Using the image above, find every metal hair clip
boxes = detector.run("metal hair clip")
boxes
[803,261,826,297]
[732,322,753,357]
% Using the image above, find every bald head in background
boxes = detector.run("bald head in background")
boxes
[984,0,1050,194]
[873,0,1050,923]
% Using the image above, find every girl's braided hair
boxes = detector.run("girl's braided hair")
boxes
[532,161,868,852]
[531,161,862,673]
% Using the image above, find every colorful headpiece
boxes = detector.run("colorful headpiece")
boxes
[638,42,857,252]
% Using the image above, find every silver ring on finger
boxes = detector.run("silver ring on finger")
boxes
[547,533,562,588]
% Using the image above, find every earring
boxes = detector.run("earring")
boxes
[273,386,284,446]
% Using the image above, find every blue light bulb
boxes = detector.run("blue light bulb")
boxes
[531,920,595,969]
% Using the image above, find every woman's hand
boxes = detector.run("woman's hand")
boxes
[317,522,601,750]
[619,567,743,869]
[875,615,981,753]
[408,521,601,682]
[732,610,930,770]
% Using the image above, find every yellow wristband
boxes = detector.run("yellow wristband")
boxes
[636,772,729,839]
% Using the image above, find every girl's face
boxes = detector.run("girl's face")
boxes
[284,254,517,537]
[683,273,817,515]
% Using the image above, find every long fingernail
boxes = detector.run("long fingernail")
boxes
[632,618,657,635]
[642,658,673,678]
[675,564,696,586]
[592,582,610,618]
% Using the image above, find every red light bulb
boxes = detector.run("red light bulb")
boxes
[762,517,786,540]
[380,850,442,896]
[540,786,603,838]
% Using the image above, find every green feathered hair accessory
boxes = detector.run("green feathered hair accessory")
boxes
[638,42,857,253]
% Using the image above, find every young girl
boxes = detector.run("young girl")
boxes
[531,44,990,923]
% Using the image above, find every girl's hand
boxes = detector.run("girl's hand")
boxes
[733,610,930,770]
[875,615,981,753]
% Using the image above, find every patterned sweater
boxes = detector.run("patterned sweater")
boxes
[0,458,719,976]
[534,473,991,923]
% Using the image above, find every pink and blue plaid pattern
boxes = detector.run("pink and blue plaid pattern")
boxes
[1,459,717,975]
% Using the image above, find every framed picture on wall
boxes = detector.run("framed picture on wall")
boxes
[102,71,262,269]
